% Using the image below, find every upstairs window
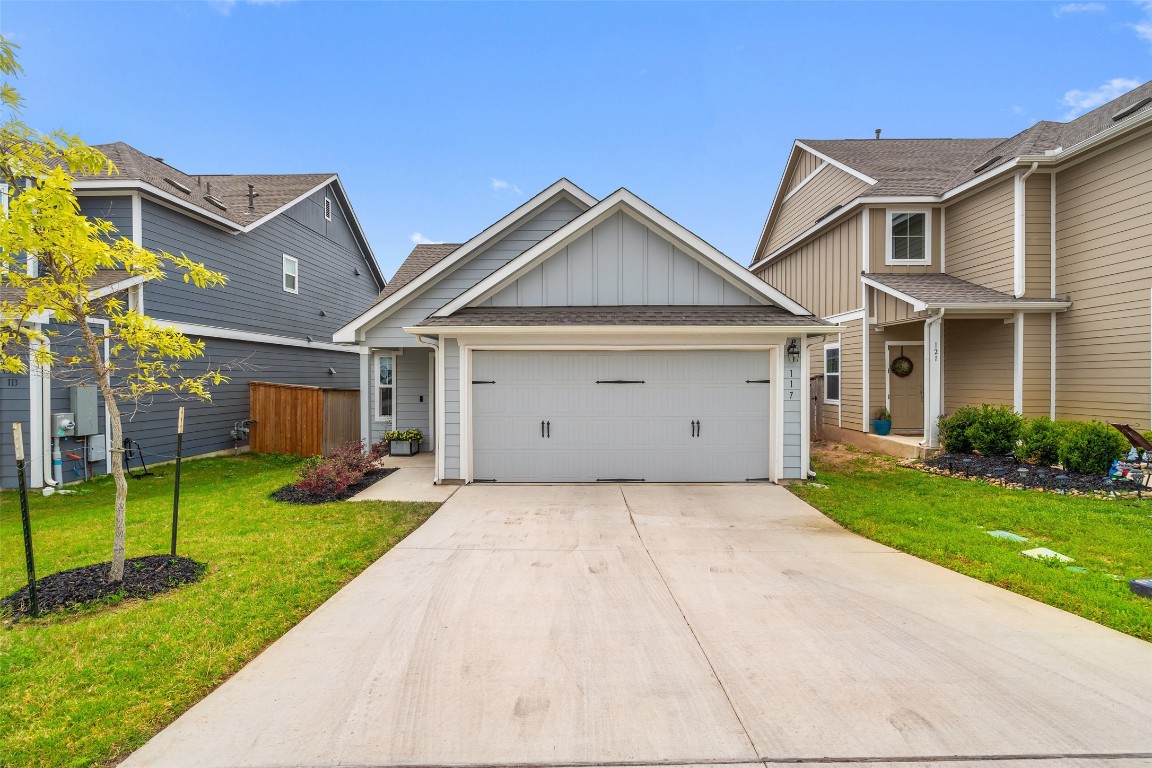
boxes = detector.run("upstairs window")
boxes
[282,254,299,294]
[824,344,841,403]
[886,211,931,265]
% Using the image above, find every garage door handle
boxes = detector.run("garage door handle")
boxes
[546,421,551,438]
[541,420,545,438]
[697,420,702,437]
[595,380,645,384]
[746,379,771,383]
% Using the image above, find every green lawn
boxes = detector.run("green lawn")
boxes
[792,445,1152,642]
[0,454,439,768]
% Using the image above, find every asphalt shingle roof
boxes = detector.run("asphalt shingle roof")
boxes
[863,273,1068,307]
[374,243,462,305]
[417,306,830,327]
[1,269,135,304]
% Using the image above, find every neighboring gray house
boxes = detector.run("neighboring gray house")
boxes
[335,180,828,483]
[1,142,385,489]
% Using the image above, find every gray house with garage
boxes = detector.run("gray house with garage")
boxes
[1,141,385,489]
[334,180,829,484]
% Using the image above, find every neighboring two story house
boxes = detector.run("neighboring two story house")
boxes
[752,81,1152,450]
[1,142,385,488]
[335,180,827,484]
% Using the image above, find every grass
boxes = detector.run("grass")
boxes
[0,453,439,768]
[791,443,1152,643]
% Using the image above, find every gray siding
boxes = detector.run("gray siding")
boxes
[78,195,133,241]
[285,187,362,257]
[362,199,586,347]
[368,347,432,450]
[483,211,759,307]
[782,338,803,478]
[139,187,381,341]
[442,338,461,479]
[0,369,32,489]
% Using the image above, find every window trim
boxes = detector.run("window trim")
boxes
[323,197,332,222]
[885,209,933,266]
[823,343,841,404]
[374,352,396,424]
[282,254,299,294]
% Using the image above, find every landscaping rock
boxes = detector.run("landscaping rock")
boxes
[1,554,205,620]
[986,530,1030,542]
[271,466,398,505]
[1131,578,1152,599]
[1021,547,1073,563]
[920,452,1150,498]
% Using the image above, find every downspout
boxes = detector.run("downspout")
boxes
[1014,162,1039,298]
[37,334,59,494]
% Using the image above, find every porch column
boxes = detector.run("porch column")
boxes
[924,313,944,447]
[359,349,373,451]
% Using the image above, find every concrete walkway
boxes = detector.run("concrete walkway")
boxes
[349,451,457,503]
[122,484,1152,768]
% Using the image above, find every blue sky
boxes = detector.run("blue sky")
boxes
[2,1,1149,277]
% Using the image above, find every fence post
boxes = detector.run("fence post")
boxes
[12,423,38,617]
[171,407,184,557]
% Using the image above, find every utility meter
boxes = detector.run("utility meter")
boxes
[53,413,76,437]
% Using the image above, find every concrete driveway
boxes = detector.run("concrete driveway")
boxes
[123,484,1152,768]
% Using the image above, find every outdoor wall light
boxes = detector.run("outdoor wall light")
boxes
[786,339,800,363]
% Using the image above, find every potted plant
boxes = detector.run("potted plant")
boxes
[385,428,424,456]
[872,406,892,436]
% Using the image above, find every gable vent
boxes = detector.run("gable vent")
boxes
[323,197,332,221]
[203,194,227,211]
[972,155,1003,174]
[1112,97,1152,122]
[163,177,192,194]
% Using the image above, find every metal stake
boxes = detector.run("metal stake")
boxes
[171,407,184,557]
[12,423,38,617]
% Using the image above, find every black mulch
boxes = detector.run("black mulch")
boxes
[270,466,399,505]
[1,554,206,620]
[918,453,1150,498]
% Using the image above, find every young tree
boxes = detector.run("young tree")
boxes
[0,38,228,582]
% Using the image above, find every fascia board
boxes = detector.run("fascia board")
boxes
[794,141,880,185]
[403,324,830,336]
[860,276,928,311]
[87,274,149,301]
[72,179,241,232]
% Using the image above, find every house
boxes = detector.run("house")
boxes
[1,142,385,489]
[334,180,828,483]
[750,82,1152,451]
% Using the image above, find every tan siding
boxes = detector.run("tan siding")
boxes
[1055,130,1152,427]
[869,322,924,426]
[873,289,927,325]
[943,319,1013,412]
[757,213,863,318]
[784,150,823,194]
[867,207,943,275]
[944,178,1014,292]
[1022,313,1052,418]
[764,165,870,254]
[840,319,865,431]
[1024,173,1053,299]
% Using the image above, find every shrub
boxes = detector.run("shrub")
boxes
[384,428,424,443]
[328,441,376,475]
[967,404,1023,456]
[937,406,980,453]
[1019,416,1064,465]
[294,457,360,498]
[1058,421,1129,474]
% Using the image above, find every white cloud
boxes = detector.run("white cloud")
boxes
[208,0,293,17]
[1132,0,1152,45]
[490,178,522,195]
[409,232,441,245]
[1053,2,1106,16]
[1061,77,1142,118]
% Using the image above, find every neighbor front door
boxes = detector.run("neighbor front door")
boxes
[888,344,924,432]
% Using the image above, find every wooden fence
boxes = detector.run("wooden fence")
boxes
[249,382,360,457]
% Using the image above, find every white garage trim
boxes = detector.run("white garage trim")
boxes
[460,343,783,483]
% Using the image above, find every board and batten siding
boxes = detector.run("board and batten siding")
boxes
[484,211,757,308]
[942,318,1013,413]
[838,319,865,431]
[943,179,1014,292]
[1054,129,1152,426]
[363,199,585,347]
[872,290,926,326]
[757,214,862,318]
[868,322,923,423]
[763,165,871,255]
[782,340,804,477]
[441,338,461,479]
[783,150,824,195]
[867,208,943,275]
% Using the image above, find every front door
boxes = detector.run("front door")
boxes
[887,344,924,432]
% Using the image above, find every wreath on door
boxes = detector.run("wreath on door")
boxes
[890,354,914,378]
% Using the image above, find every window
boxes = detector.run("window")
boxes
[282,254,299,293]
[323,197,332,221]
[886,211,931,265]
[824,344,841,403]
[376,354,394,422]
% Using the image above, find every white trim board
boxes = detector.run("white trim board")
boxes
[157,320,361,353]
[794,141,879,186]
[781,161,829,203]
[333,179,597,343]
[437,188,812,317]
[860,276,1071,313]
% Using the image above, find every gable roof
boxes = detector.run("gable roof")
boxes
[799,138,1005,197]
[437,188,812,318]
[416,305,830,328]
[862,273,1070,312]
[1,269,146,306]
[333,178,598,343]
[373,243,461,305]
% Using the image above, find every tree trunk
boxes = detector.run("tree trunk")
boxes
[77,318,128,583]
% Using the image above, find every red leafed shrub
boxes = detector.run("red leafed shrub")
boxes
[328,441,378,476]
[293,457,361,498]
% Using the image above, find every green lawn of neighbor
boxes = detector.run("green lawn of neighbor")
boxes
[0,453,439,768]
[791,443,1152,642]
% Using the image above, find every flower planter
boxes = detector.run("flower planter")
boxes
[872,419,892,436]
[389,439,420,456]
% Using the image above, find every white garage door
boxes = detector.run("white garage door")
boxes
[471,351,770,482]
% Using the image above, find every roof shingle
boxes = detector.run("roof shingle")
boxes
[863,273,1069,307]
[374,243,462,305]
[416,306,830,328]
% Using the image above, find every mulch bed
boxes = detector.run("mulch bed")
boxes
[917,453,1151,498]
[1,554,206,620]
[270,466,399,505]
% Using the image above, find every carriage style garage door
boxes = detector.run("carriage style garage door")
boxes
[471,350,771,482]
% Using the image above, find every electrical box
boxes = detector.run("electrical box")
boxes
[88,436,107,462]
[70,385,99,436]
[53,412,76,437]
